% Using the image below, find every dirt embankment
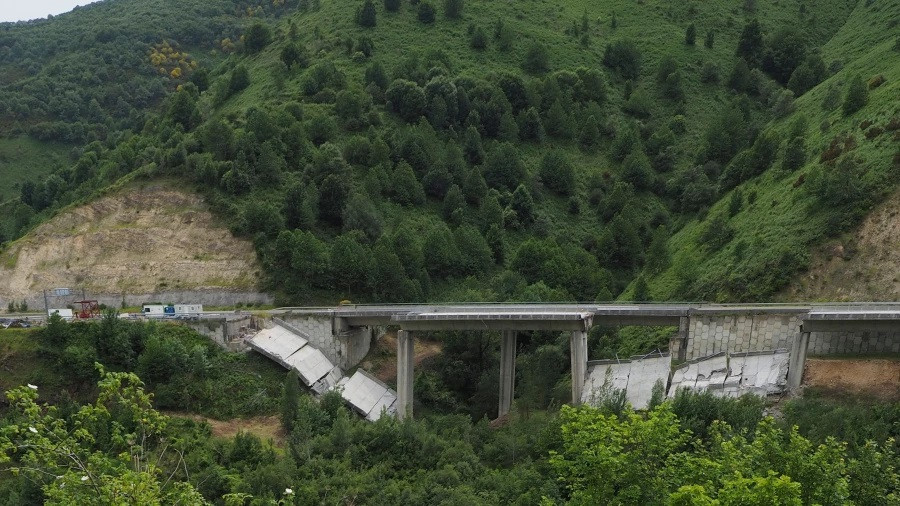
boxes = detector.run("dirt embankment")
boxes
[803,358,900,400]
[782,188,900,301]
[166,413,285,444]
[0,184,261,302]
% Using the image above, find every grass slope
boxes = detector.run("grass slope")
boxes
[640,0,900,301]
[0,136,69,202]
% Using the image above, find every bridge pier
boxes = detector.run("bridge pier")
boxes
[396,329,414,420]
[787,330,810,389]
[570,330,588,405]
[498,330,517,417]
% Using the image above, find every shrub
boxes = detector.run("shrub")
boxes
[685,23,696,45]
[418,2,436,23]
[244,23,273,53]
[523,42,550,75]
[700,62,720,83]
[705,29,714,49]
[842,75,868,116]
[444,0,463,19]
[762,27,807,84]
[356,0,377,27]
[483,143,525,190]
[539,150,575,195]
[603,40,641,79]
[229,65,250,95]
[385,79,426,122]
[470,26,487,50]
[384,0,400,12]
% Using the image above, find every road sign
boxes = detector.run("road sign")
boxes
[52,288,71,296]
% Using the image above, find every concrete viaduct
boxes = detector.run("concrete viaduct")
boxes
[273,303,900,420]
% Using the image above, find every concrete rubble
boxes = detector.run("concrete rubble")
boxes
[582,349,791,410]
[669,350,790,398]
[249,322,397,421]
[582,354,670,409]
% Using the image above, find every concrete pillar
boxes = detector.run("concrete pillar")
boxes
[498,330,517,417]
[787,330,810,389]
[396,330,415,420]
[570,330,588,405]
[674,316,689,362]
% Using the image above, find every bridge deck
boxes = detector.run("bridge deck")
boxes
[273,303,900,332]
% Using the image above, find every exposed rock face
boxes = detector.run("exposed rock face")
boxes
[0,184,263,307]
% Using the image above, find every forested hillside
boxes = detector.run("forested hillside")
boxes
[0,0,897,306]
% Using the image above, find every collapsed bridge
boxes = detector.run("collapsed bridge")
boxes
[250,302,900,420]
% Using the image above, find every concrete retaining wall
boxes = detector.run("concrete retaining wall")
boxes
[685,313,897,359]
[277,315,372,370]
[183,315,258,351]
[2,290,273,314]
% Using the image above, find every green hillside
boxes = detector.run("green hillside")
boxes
[0,0,896,305]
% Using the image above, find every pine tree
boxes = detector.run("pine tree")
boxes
[685,23,696,45]
[442,184,465,221]
[523,42,549,75]
[539,150,575,195]
[842,75,868,116]
[357,0,377,28]
[470,26,487,50]
[578,115,601,152]
[282,370,301,431]
[736,19,764,67]
[517,107,544,142]
[418,2,436,24]
[444,0,463,19]
[511,184,535,226]
[390,162,426,205]
[463,125,484,165]
[704,29,714,49]
[645,226,669,274]
[633,274,649,301]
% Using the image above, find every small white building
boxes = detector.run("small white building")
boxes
[142,305,169,316]
[174,304,203,315]
[142,304,203,317]
[48,308,74,320]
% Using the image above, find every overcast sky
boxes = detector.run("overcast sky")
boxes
[0,0,103,22]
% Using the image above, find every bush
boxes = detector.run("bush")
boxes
[470,26,487,50]
[229,65,250,95]
[603,40,641,79]
[700,61,720,83]
[842,75,868,116]
[539,150,575,195]
[483,142,525,190]
[705,29,714,49]
[244,23,273,53]
[685,23,696,45]
[418,2,436,23]
[356,0,377,28]
[385,79,426,122]
[384,0,400,12]
[444,0,463,19]
[523,42,550,75]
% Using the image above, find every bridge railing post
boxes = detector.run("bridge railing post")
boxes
[396,329,414,420]
[498,330,517,417]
